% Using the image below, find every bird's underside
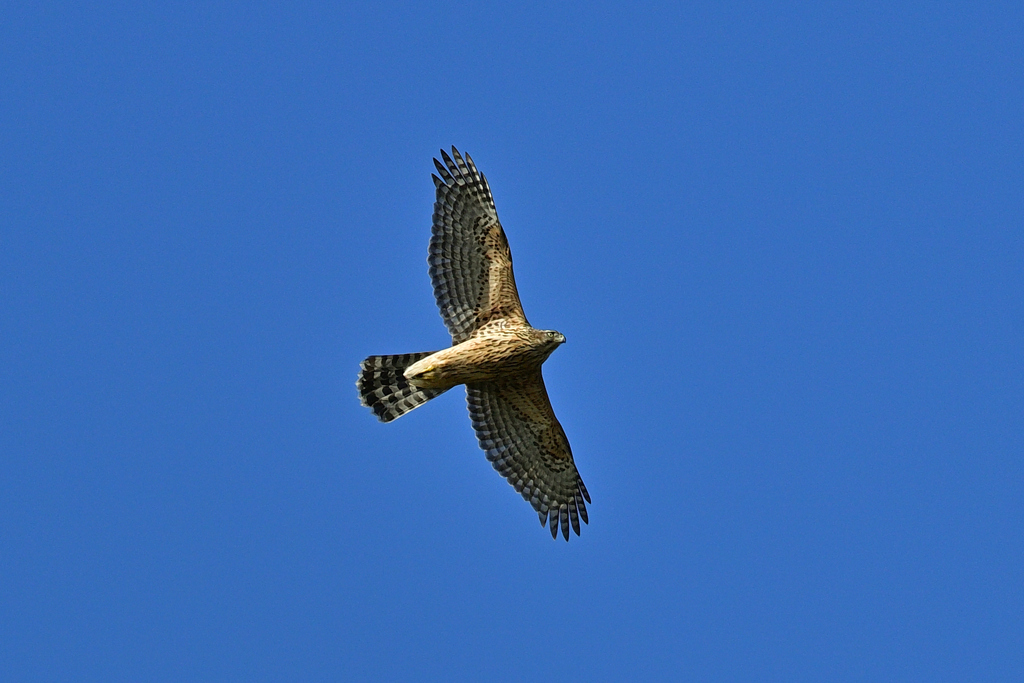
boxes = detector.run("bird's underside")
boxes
[357,147,589,541]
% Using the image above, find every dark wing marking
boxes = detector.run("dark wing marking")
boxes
[466,370,590,541]
[429,147,528,343]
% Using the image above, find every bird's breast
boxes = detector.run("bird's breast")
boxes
[404,332,546,389]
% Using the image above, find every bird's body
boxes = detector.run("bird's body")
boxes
[357,147,590,540]
[404,322,563,390]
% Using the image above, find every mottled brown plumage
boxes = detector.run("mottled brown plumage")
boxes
[357,147,590,540]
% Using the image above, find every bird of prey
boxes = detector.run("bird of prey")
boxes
[357,147,590,541]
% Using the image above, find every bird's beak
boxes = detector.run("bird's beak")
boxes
[556,333,566,344]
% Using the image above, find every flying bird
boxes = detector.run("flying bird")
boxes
[357,147,590,541]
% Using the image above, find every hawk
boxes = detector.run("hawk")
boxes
[357,147,590,541]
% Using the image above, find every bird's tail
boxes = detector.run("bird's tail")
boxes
[357,352,450,422]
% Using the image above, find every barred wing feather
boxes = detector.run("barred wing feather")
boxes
[429,147,528,343]
[466,371,590,541]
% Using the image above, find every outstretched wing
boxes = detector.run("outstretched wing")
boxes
[466,371,590,541]
[429,147,528,343]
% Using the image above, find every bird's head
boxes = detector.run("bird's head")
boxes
[535,329,566,356]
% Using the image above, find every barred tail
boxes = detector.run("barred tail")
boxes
[357,352,449,422]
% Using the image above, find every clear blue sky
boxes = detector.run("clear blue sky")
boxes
[2,2,1021,680]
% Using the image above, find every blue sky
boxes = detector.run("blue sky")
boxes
[2,2,1022,680]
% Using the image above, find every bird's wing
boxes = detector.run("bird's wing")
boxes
[429,147,528,343]
[466,370,590,540]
